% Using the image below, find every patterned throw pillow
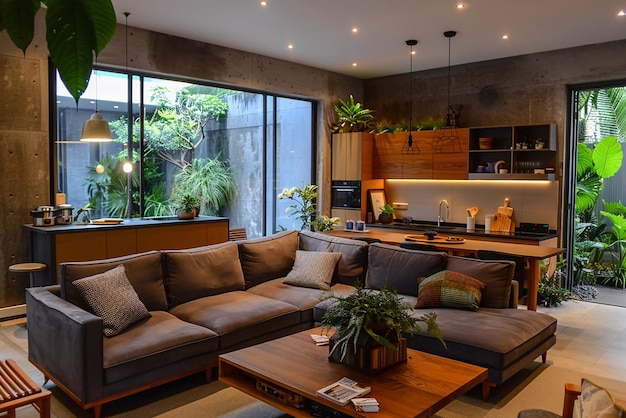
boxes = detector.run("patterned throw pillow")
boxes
[283,250,342,290]
[73,265,151,337]
[579,378,625,418]
[415,270,486,311]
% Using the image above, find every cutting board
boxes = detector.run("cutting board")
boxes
[491,198,514,232]
[497,198,513,217]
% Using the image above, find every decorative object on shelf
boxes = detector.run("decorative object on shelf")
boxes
[378,204,394,224]
[478,137,494,150]
[423,230,438,240]
[368,189,387,221]
[175,194,200,220]
[436,30,463,153]
[321,283,444,372]
[402,39,420,155]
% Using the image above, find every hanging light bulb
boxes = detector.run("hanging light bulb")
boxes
[436,30,463,153]
[402,39,420,155]
[80,66,112,142]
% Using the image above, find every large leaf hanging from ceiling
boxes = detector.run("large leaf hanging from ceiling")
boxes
[45,0,117,103]
[0,0,40,51]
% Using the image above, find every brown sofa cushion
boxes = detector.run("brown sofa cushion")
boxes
[366,243,447,296]
[163,241,245,307]
[446,256,515,308]
[298,231,368,285]
[238,230,298,288]
[73,265,151,337]
[60,250,167,311]
[416,270,485,311]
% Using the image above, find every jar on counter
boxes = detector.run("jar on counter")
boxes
[56,204,74,225]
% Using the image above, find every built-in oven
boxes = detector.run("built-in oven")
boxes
[331,180,361,209]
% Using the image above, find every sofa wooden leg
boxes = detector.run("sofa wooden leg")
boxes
[92,404,102,418]
[542,352,547,363]
[482,381,495,402]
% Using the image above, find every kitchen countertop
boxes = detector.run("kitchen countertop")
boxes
[24,215,228,234]
[367,221,557,242]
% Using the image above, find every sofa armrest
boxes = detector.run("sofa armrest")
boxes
[26,286,104,404]
[509,280,519,309]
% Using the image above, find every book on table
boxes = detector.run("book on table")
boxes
[351,398,380,412]
[316,377,371,406]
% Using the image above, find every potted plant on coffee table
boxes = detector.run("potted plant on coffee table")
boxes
[321,283,444,372]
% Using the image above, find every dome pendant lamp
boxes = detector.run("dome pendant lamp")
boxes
[435,30,463,153]
[401,39,420,155]
[80,60,112,142]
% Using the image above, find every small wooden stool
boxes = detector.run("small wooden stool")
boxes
[0,359,51,418]
[8,263,47,288]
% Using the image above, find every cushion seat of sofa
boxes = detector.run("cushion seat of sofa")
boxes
[248,279,355,322]
[169,291,301,350]
[407,308,557,372]
[103,310,218,384]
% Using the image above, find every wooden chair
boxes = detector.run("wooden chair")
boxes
[8,263,47,288]
[0,359,51,418]
[228,227,247,241]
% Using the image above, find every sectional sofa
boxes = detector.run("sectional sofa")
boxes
[25,229,557,417]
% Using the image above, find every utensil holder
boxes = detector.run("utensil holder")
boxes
[467,217,475,232]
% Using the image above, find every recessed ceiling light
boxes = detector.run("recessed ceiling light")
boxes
[260,1,268,6]
[456,3,465,9]
[411,50,416,55]
[287,44,294,50]
[352,27,358,33]
[502,34,509,40]
[352,62,358,67]
[618,10,625,16]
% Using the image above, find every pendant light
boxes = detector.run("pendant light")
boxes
[401,39,419,155]
[80,58,112,142]
[435,30,462,153]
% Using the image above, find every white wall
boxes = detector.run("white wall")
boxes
[384,180,560,230]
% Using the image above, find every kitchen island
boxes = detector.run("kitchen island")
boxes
[324,228,564,311]
[25,216,229,285]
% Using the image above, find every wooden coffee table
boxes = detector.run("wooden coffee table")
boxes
[219,328,487,417]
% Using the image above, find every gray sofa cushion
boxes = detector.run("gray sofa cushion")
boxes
[103,311,218,384]
[283,250,342,290]
[238,230,298,288]
[298,231,368,285]
[163,242,245,307]
[73,265,151,337]
[407,308,557,379]
[446,256,515,308]
[60,250,168,312]
[366,243,447,296]
[169,291,301,350]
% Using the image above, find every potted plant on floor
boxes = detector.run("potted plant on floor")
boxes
[321,283,444,372]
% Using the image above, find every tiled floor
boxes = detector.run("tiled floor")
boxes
[537,299,626,383]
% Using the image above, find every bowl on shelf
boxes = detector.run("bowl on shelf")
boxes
[478,137,494,150]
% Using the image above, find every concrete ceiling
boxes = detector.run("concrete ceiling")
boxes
[111,1,625,79]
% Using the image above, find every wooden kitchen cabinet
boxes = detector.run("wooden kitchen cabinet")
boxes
[372,130,469,179]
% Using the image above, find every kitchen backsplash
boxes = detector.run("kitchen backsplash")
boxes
[383,180,560,230]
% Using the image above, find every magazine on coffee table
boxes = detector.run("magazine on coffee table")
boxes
[316,377,371,406]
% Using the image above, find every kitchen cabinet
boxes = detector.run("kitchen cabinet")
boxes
[331,132,373,180]
[25,217,229,284]
[371,130,469,180]
[468,124,557,180]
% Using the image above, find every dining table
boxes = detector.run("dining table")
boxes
[323,228,565,311]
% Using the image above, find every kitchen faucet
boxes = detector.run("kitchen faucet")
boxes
[438,199,449,227]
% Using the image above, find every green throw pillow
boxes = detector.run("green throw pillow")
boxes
[415,270,485,311]
[73,264,151,337]
[283,250,342,290]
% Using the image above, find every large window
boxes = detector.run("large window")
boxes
[54,68,316,238]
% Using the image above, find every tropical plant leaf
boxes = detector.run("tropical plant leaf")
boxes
[45,0,117,102]
[0,0,39,51]
[577,143,593,178]
[592,136,623,178]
